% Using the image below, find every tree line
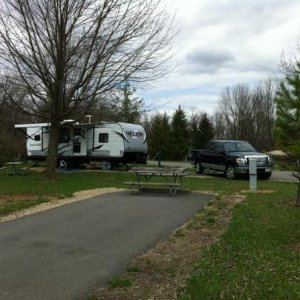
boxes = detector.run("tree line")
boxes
[144,108,214,161]
[0,75,285,164]
[0,0,175,179]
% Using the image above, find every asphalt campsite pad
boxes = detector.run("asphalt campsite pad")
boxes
[0,191,212,300]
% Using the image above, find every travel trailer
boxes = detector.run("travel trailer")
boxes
[15,122,148,169]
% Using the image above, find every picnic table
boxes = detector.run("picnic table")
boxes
[4,161,30,176]
[125,167,187,196]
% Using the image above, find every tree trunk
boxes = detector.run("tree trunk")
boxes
[45,122,60,180]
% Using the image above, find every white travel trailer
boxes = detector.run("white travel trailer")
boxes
[15,122,148,169]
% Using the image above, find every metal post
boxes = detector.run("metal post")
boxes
[157,151,161,168]
[249,158,257,192]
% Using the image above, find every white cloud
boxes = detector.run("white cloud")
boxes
[140,0,300,116]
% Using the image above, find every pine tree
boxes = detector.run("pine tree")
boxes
[106,77,144,124]
[276,59,300,206]
[147,113,171,160]
[170,106,189,160]
[191,113,215,149]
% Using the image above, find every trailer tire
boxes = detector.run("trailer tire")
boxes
[58,159,68,169]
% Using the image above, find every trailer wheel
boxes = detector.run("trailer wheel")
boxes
[58,159,68,169]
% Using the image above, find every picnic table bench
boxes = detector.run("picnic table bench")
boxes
[4,162,30,176]
[125,167,187,196]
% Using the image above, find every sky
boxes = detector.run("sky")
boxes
[140,0,300,116]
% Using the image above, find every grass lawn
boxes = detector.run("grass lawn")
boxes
[0,170,136,215]
[1,168,300,299]
[180,181,300,299]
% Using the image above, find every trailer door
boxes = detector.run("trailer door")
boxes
[27,127,43,153]
[73,128,86,156]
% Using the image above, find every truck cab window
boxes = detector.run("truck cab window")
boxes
[99,133,108,143]
[215,143,224,152]
[208,142,216,151]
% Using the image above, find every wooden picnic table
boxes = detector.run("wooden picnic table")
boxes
[125,167,187,196]
[4,161,29,176]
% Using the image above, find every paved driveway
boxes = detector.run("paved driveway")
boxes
[0,191,211,300]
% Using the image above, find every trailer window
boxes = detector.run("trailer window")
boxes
[99,133,108,143]
[74,128,81,136]
[34,135,40,141]
[59,128,71,143]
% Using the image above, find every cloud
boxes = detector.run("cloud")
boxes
[185,49,235,74]
[140,0,300,116]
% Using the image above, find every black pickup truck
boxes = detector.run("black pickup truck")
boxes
[191,140,273,179]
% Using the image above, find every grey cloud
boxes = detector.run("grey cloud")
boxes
[185,49,235,74]
[190,0,300,43]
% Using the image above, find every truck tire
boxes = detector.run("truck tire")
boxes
[259,172,272,179]
[225,165,236,179]
[58,159,68,169]
[195,162,204,174]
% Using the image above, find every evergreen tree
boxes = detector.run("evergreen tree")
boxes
[147,113,171,160]
[276,58,300,206]
[191,113,215,149]
[276,61,300,154]
[170,106,189,160]
[198,113,215,146]
[118,78,144,124]
[108,78,144,123]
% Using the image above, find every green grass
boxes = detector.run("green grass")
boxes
[127,266,139,273]
[179,182,300,299]
[0,170,136,197]
[0,170,136,216]
[0,197,49,216]
[108,277,132,288]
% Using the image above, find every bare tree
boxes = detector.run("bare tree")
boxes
[0,78,32,164]
[215,84,252,140]
[214,80,276,150]
[0,0,175,179]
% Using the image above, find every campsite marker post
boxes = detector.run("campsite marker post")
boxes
[249,158,257,192]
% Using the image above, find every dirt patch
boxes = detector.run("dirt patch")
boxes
[240,189,275,194]
[0,194,40,205]
[292,243,300,252]
[91,193,245,300]
[0,188,123,224]
[29,167,46,173]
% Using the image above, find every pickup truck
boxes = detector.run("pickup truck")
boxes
[191,140,273,179]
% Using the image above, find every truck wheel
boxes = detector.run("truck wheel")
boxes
[259,172,272,179]
[195,162,204,174]
[225,165,236,179]
[58,159,68,169]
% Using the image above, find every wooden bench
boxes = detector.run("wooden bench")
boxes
[124,181,181,196]
[19,167,30,176]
